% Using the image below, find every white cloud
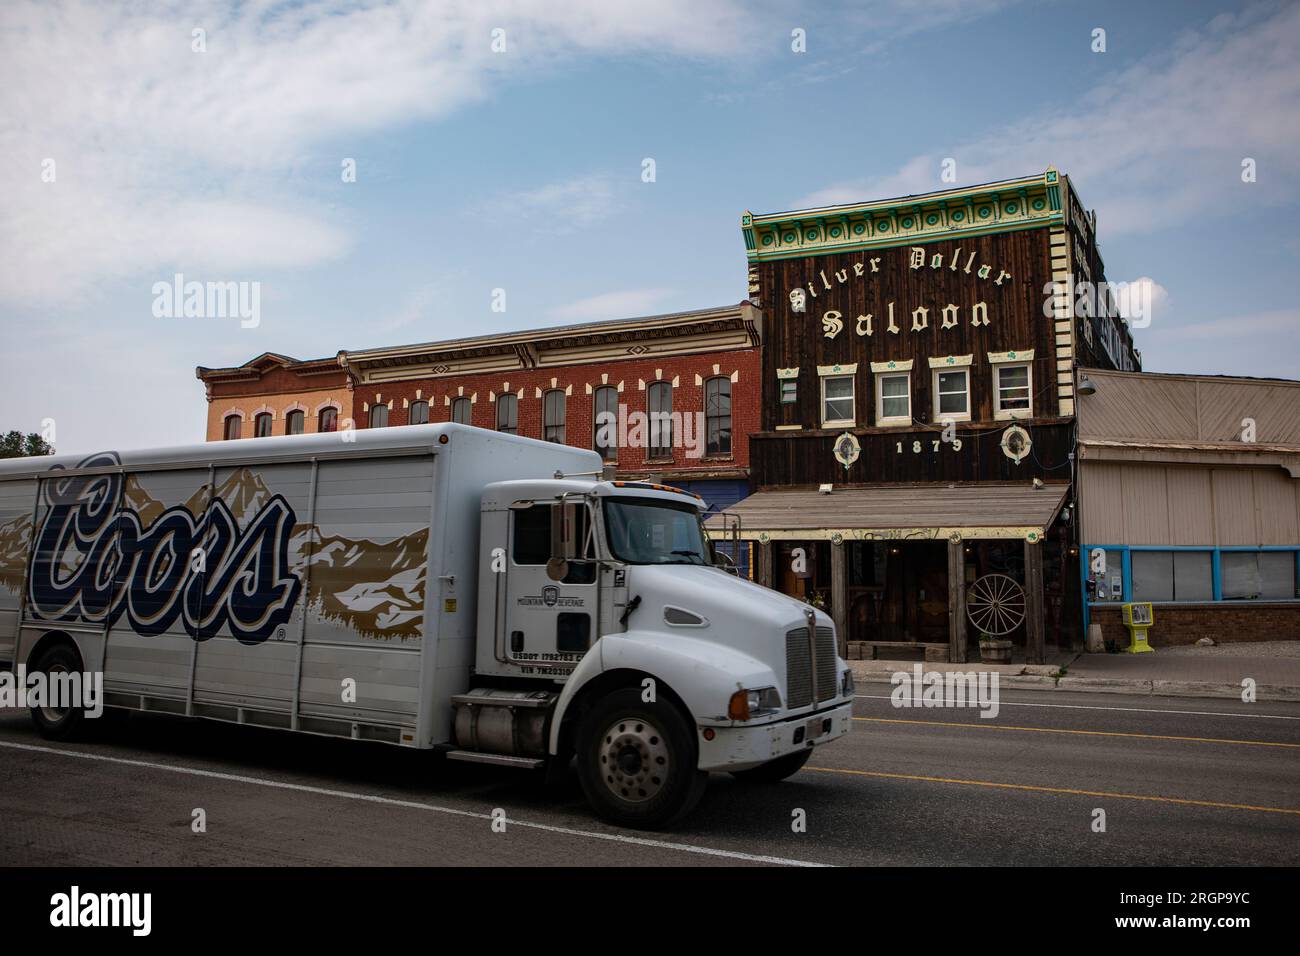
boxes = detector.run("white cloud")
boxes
[0,0,758,308]
[483,174,621,232]
[791,3,1300,234]
[547,288,675,322]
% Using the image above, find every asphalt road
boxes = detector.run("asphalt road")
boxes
[1,687,1297,867]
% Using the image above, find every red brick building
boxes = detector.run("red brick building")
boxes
[338,304,761,515]
[196,353,352,441]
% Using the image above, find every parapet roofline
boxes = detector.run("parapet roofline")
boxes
[339,301,757,367]
[1079,366,1300,388]
[195,352,338,381]
[747,169,1059,222]
[741,168,1067,262]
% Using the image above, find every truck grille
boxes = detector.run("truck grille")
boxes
[785,625,838,709]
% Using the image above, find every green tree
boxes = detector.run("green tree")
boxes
[0,431,55,459]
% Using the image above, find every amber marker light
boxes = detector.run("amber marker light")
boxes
[728,689,751,721]
[702,728,716,741]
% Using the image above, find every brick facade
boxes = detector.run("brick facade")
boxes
[198,353,352,441]
[350,350,759,478]
[1089,603,1300,647]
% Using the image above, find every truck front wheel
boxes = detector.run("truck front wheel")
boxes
[576,689,707,829]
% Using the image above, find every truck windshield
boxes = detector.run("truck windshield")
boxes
[604,497,709,565]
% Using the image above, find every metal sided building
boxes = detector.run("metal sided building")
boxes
[1076,368,1300,646]
[718,169,1140,664]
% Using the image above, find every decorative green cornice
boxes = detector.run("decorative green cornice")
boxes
[742,168,1064,262]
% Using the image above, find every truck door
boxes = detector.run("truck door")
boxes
[505,502,597,670]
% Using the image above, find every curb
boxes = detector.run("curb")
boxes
[848,661,1300,702]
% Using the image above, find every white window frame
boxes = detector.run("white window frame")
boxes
[992,362,1033,420]
[819,374,856,427]
[874,372,911,426]
[932,367,971,423]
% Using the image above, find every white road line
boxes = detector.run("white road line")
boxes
[854,694,1300,721]
[0,739,827,868]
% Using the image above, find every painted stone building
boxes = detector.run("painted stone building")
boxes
[338,304,761,520]
[718,169,1140,663]
[197,352,352,440]
[1077,368,1300,646]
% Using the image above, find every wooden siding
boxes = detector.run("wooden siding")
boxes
[754,229,1061,433]
[1078,368,1300,445]
[1080,460,1300,546]
[750,421,1075,488]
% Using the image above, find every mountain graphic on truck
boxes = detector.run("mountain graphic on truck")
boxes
[0,454,426,643]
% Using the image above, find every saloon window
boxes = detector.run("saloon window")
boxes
[543,390,566,444]
[451,397,472,425]
[994,364,1032,418]
[369,404,389,428]
[254,412,273,437]
[934,369,971,422]
[820,375,855,427]
[496,394,517,434]
[875,373,910,426]
[593,386,617,459]
[285,410,305,435]
[318,407,338,432]
[705,377,732,456]
[647,382,673,458]
[409,400,429,425]
[223,415,242,440]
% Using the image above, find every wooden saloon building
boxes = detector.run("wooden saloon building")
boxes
[717,169,1141,663]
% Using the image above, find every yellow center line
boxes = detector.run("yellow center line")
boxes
[805,766,1300,816]
[853,716,1300,749]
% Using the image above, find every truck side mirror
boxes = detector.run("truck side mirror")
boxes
[548,501,579,582]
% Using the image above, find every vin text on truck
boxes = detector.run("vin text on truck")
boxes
[0,424,853,828]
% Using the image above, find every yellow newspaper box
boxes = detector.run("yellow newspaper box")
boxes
[1121,602,1154,654]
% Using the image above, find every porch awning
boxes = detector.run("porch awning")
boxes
[705,482,1069,542]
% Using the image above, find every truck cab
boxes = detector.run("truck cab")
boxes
[458,475,855,827]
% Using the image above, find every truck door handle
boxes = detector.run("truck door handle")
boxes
[511,631,524,653]
[619,594,641,627]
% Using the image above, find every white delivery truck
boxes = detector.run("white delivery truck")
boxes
[0,424,852,827]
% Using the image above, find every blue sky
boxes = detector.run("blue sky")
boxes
[2,0,1298,452]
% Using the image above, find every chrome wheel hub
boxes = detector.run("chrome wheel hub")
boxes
[38,662,72,723]
[598,717,669,803]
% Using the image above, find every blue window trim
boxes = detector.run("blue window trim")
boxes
[1080,545,1300,632]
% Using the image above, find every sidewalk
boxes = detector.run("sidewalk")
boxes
[848,641,1300,702]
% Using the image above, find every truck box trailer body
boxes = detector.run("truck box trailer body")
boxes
[0,424,852,827]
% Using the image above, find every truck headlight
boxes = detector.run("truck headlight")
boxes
[728,687,782,721]
[841,668,854,696]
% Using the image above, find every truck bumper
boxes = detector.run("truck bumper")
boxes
[695,699,853,772]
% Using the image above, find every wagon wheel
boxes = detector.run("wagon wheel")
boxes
[965,573,1026,636]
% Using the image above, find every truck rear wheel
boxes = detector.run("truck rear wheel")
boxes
[576,688,706,829]
[28,643,88,741]
[729,748,812,783]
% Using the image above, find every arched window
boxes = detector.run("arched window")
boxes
[369,404,389,428]
[451,397,472,425]
[285,410,305,435]
[705,377,732,456]
[543,390,566,444]
[496,394,517,433]
[223,415,242,440]
[593,386,618,460]
[647,381,673,458]
[254,412,273,437]
[318,407,338,433]
[409,400,429,425]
